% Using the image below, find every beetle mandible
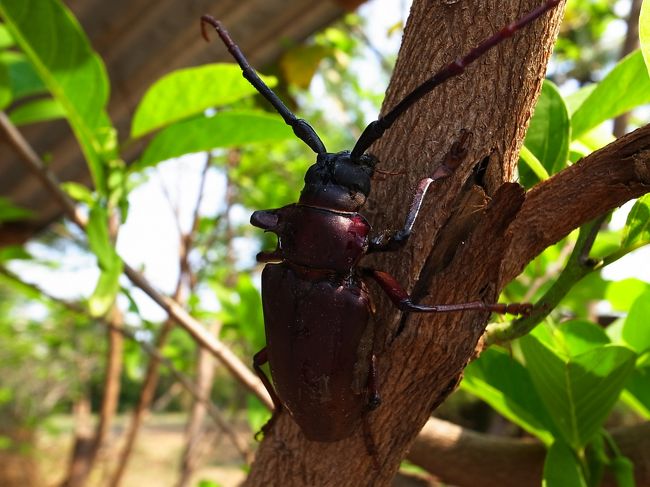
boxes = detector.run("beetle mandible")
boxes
[201,0,561,442]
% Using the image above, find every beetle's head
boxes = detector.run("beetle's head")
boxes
[299,151,377,211]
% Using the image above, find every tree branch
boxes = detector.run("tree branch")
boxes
[407,417,650,487]
[500,124,650,287]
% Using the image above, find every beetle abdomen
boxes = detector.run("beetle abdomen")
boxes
[261,263,373,442]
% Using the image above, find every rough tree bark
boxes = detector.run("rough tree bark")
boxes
[245,0,567,485]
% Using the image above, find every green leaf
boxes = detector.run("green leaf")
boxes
[89,263,122,317]
[280,45,331,89]
[8,97,65,126]
[0,0,115,193]
[462,347,555,444]
[0,59,11,109]
[0,197,33,222]
[621,290,650,354]
[87,204,118,272]
[621,194,650,249]
[133,110,293,171]
[60,182,94,205]
[571,50,650,139]
[605,278,650,312]
[0,23,13,49]
[520,80,570,187]
[86,203,122,316]
[610,455,636,487]
[640,0,650,73]
[0,245,31,263]
[130,64,275,139]
[542,440,587,487]
[521,331,636,449]
[623,364,650,418]
[519,145,549,182]
[0,51,47,99]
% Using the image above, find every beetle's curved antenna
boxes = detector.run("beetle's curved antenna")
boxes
[201,15,327,155]
[350,0,562,160]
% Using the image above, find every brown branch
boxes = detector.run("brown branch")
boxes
[407,417,650,487]
[60,306,124,487]
[0,111,272,410]
[500,124,650,287]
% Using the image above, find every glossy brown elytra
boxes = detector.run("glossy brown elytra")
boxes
[200,0,561,443]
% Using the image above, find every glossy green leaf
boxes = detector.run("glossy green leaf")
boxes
[610,455,636,487]
[542,440,587,487]
[0,0,115,193]
[621,194,650,249]
[131,64,275,139]
[133,110,293,171]
[462,347,555,444]
[520,80,570,187]
[621,290,650,354]
[571,50,650,139]
[640,0,650,73]
[9,97,65,126]
[521,330,636,449]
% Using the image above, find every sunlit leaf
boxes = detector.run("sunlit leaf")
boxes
[462,347,555,444]
[131,64,275,139]
[521,326,636,449]
[571,50,650,138]
[133,110,293,171]
[9,97,65,126]
[0,0,115,193]
[621,290,650,354]
[280,45,331,89]
[640,0,650,73]
[520,80,570,187]
[621,194,650,249]
[542,440,587,487]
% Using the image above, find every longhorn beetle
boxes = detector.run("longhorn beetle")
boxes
[201,0,561,442]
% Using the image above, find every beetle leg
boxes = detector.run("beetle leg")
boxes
[363,268,532,316]
[368,130,471,253]
[253,347,283,439]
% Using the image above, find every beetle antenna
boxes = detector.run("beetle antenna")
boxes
[350,0,562,160]
[201,15,327,155]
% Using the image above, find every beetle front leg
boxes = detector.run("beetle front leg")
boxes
[369,130,471,253]
[253,347,283,438]
[363,268,532,316]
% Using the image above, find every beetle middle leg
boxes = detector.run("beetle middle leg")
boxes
[369,130,472,253]
[253,347,283,438]
[362,268,532,316]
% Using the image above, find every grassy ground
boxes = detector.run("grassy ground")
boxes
[37,413,251,487]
